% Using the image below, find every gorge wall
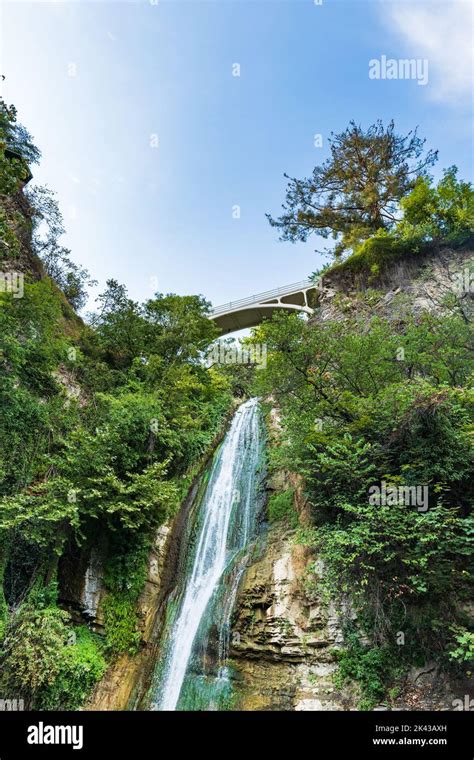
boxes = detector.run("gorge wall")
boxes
[224,242,473,711]
[317,241,473,323]
[69,242,473,711]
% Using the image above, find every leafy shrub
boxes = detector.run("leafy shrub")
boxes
[0,603,69,701]
[267,488,297,526]
[334,630,403,710]
[102,532,150,654]
[102,594,142,656]
[449,627,474,665]
[38,625,107,710]
[0,597,105,709]
[398,167,474,245]
[328,230,417,278]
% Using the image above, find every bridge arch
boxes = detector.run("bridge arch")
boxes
[210,280,317,334]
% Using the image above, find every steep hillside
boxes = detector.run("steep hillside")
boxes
[0,104,238,710]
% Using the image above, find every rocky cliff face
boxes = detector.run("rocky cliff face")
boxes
[86,523,174,710]
[318,242,473,323]
[227,522,356,710]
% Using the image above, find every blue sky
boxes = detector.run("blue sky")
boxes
[1,0,472,311]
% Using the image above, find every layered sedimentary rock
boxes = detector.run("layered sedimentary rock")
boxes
[227,521,357,711]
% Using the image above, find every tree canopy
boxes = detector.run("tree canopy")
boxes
[267,120,438,259]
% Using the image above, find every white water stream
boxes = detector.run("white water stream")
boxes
[157,398,262,710]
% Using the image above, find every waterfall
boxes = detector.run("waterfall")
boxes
[153,397,264,711]
[81,546,104,621]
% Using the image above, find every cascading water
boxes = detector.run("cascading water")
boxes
[151,397,264,711]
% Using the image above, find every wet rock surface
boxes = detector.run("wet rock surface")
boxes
[228,524,357,710]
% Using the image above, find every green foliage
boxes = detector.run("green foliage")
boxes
[313,501,471,613]
[267,115,471,268]
[0,97,41,166]
[0,533,9,641]
[0,459,179,547]
[0,278,232,547]
[334,630,403,709]
[449,627,474,665]
[0,281,67,495]
[27,185,96,310]
[0,586,106,709]
[102,533,151,654]
[89,280,218,371]
[0,272,233,690]
[267,488,297,526]
[398,167,474,245]
[0,602,70,698]
[102,594,141,655]
[208,337,257,399]
[328,230,417,278]
[0,98,38,263]
[38,626,107,710]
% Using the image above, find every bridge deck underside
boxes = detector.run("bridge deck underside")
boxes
[212,302,311,334]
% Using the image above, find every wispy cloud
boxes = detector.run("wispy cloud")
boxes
[380,0,473,105]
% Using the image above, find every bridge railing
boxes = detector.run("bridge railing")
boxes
[211,280,315,316]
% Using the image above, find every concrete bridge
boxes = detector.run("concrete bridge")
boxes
[210,279,318,334]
